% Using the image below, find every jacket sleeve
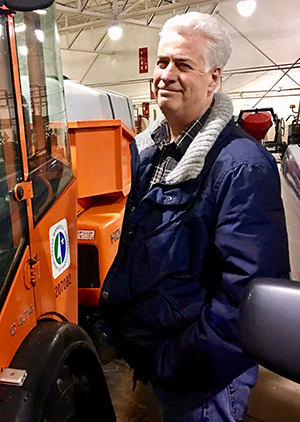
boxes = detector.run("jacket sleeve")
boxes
[149,159,290,393]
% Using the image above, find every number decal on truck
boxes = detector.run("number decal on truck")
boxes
[10,304,34,336]
[54,274,72,298]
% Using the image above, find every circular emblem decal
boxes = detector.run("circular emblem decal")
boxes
[49,219,70,279]
[54,231,67,265]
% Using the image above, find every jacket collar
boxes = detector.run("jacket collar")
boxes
[134,92,233,184]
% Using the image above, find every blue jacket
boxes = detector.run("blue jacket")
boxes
[99,96,289,394]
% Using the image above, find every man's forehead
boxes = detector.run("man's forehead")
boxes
[157,32,206,62]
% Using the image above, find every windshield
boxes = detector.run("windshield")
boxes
[15,5,73,223]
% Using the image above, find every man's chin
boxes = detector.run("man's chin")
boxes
[157,98,179,114]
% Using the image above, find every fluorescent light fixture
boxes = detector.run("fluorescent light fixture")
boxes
[35,29,44,42]
[237,0,256,17]
[108,23,122,40]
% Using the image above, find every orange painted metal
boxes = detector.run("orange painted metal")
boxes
[68,120,133,201]
[0,247,36,371]
[78,195,127,306]
[0,182,78,369]
[69,119,135,306]
[32,179,78,323]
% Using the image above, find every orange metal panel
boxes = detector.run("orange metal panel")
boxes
[69,119,134,199]
[0,247,36,370]
[78,288,101,308]
[77,195,127,306]
[33,179,78,323]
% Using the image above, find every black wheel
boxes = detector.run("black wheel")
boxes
[0,322,116,422]
[41,359,94,422]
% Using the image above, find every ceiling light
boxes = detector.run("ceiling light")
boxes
[108,23,122,40]
[237,0,256,17]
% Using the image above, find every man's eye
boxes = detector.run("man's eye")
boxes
[178,63,192,70]
[157,60,168,68]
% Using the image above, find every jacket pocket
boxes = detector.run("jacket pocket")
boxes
[161,283,207,329]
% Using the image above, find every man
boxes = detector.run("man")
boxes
[99,12,290,421]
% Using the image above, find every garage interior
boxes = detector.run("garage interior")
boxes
[56,0,300,130]
[55,1,300,421]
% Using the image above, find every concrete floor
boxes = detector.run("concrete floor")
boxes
[103,358,161,422]
[246,367,300,422]
[103,359,300,422]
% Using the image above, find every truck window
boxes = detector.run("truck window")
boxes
[15,6,72,224]
[0,14,27,295]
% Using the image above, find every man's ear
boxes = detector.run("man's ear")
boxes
[208,67,221,93]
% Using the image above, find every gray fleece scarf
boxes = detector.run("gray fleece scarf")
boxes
[135,92,233,184]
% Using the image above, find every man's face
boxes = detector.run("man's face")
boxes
[153,32,220,129]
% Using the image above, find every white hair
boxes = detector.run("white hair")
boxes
[159,12,232,71]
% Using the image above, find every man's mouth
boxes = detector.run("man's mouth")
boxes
[158,88,181,94]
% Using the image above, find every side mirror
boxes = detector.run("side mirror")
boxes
[238,277,300,384]
[2,0,54,11]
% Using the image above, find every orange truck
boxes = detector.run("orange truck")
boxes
[0,0,134,420]
[64,77,135,363]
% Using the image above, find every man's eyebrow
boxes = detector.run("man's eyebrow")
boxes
[175,57,193,63]
[157,55,194,63]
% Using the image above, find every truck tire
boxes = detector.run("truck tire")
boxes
[42,360,93,422]
[0,321,116,422]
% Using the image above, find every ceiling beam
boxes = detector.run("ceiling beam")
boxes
[118,0,227,19]
[58,16,161,33]
[217,11,300,88]
[56,3,113,20]
[56,0,226,22]
[60,46,114,55]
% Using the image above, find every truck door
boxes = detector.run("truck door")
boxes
[0,8,36,369]
[13,7,77,322]
[0,3,77,371]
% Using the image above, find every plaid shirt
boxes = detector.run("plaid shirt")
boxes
[148,105,213,191]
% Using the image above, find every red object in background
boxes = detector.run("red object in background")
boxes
[142,102,149,118]
[139,47,148,73]
[241,111,272,141]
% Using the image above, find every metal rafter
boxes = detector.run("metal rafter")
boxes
[56,0,227,29]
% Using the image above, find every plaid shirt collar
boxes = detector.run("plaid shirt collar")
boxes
[151,103,213,155]
[147,104,213,191]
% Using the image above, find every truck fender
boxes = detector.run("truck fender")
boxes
[0,320,116,421]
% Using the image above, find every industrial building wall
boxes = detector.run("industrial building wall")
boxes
[59,0,300,128]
